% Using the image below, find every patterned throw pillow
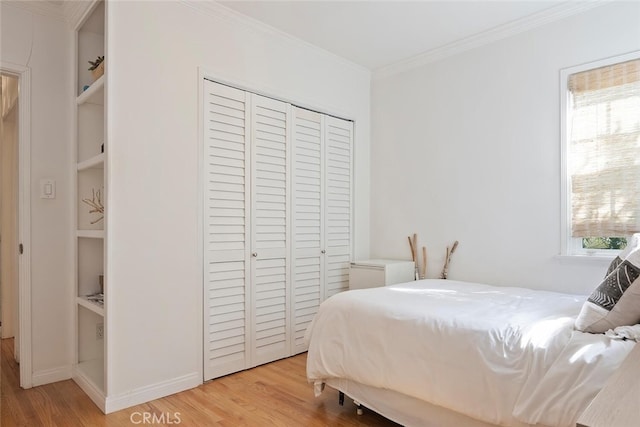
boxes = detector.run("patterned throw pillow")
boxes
[575,235,640,333]
[603,234,639,277]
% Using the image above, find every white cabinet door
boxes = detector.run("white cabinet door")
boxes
[324,116,353,299]
[249,94,291,366]
[203,80,251,380]
[291,107,324,354]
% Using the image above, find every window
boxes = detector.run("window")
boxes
[561,52,640,256]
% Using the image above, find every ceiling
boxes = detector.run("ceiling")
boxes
[219,1,572,71]
[33,0,601,73]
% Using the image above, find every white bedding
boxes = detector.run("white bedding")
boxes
[305,279,635,427]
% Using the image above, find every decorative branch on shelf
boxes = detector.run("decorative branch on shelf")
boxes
[82,188,104,224]
[88,56,105,81]
[88,56,104,71]
[440,240,459,279]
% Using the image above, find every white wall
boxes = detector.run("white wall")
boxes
[106,1,370,403]
[371,1,640,295]
[0,4,73,382]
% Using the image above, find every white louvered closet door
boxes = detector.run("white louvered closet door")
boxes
[291,107,324,354]
[250,94,291,366]
[203,80,251,380]
[204,79,353,377]
[324,116,353,299]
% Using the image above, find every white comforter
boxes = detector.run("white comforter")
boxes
[305,280,635,427]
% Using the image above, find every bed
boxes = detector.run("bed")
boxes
[305,279,636,427]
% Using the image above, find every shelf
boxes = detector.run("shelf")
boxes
[77,75,104,105]
[77,296,104,317]
[77,230,104,239]
[78,153,105,171]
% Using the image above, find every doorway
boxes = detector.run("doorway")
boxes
[1,73,19,360]
[0,63,32,389]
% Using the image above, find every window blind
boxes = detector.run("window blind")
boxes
[568,59,640,237]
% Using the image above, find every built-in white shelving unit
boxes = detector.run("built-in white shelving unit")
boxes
[77,296,105,317]
[73,0,107,412]
[77,229,105,239]
[77,153,105,171]
[76,75,104,105]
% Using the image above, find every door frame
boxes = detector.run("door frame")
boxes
[1,61,32,389]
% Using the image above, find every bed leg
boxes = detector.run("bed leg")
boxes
[338,391,344,406]
[354,400,363,416]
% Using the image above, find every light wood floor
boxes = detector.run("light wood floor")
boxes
[1,338,400,426]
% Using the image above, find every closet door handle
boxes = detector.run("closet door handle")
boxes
[252,252,258,257]
[321,249,326,254]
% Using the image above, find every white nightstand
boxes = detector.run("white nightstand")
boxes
[349,259,415,290]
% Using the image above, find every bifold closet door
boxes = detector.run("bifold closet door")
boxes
[204,82,292,377]
[249,94,291,367]
[324,116,353,299]
[291,107,324,354]
[204,79,351,376]
[203,80,251,380]
[290,109,353,354]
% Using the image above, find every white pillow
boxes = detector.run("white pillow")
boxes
[575,234,640,333]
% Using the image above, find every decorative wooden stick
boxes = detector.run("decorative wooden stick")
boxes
[412,234,417,260]
[412,234,421,280]
[420,246,427,279]
[408,236,416,262]
[82,188,104,224]
[408,234,421,280]
[440,240,459,279]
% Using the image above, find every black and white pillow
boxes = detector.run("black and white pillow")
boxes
[603,234,638,277]
[575,234,640,333]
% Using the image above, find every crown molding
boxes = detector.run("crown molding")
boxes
[3,1,100,29]
[373,0,612,81]
[64,0,94,29]
[180,0,370,75]
[2,0,67,22]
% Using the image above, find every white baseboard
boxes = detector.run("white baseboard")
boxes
[105,372,201,414]
[32,365,73,386]
[73,368,106,413]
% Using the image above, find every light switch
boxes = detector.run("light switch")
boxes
[40,179,55,199]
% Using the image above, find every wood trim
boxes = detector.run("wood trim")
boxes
[373,1,611,80]
[180,0,368,74]
[2,0,66,22]
[32,365,73,387]
[1,61,32,389]
[104,372,201,414]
